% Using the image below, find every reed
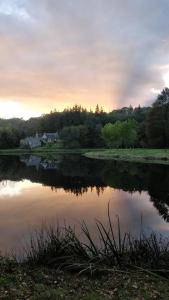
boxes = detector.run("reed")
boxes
[25,211,169,276]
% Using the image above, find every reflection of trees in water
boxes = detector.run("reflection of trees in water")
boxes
[147,167,169,222]
[0,155,169,221]
[150,197,169,222]
[0,155,107,196]
[51,186,105,197]
[102,161,169,222]
[102,160,153,193]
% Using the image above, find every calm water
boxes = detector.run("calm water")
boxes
[0,154,169,254]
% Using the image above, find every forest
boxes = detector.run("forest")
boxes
[0,88,169,149]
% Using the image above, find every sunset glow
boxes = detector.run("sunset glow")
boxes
[0,101,41,119]
[0,0,169,118]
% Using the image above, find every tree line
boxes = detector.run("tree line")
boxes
[0,88,169,148]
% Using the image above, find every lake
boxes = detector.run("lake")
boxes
[0,154,169,255]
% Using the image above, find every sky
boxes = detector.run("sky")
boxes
[0,0,169,119]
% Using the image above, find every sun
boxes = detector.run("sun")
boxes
[163,71,169,87]
[0,100,41,120]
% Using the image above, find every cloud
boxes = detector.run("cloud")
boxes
[0,0,169,116]
[0,0,30,19]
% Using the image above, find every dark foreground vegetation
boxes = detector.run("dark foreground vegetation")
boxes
[25,216,169,275]
[1,214,169,299]
[1,256,169,300]
[0,258,169,300]
[1,88,169,150]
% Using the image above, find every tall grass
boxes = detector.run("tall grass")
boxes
[25,210,169,276]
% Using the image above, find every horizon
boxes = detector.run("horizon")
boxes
[0,0,169,119]
[0,102,150,121]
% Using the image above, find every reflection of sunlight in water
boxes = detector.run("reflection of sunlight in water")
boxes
[0,180,37,197]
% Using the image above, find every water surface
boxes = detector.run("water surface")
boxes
[0,154,169,254]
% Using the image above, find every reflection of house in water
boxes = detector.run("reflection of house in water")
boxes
[21,156,60,170]
[41,160,59,170]
[21,156,42,170]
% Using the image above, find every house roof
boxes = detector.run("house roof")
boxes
[22,136,41,144]
[42,132,59,138]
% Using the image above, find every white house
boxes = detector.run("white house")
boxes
[41,132,59,143]
[20,132,59,149]
[20,136,42,149]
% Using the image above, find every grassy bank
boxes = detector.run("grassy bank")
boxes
[85,148,169,164]
[0,147,102,156]
[1,256,169,300]
[2,146,169,165]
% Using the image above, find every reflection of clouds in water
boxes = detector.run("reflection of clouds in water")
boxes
[108,190,168,236]
[0,180,35,197]
[0,181,168,255]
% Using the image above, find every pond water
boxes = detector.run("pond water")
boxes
[0,154,169,255]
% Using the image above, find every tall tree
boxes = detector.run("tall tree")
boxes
[146,88,169,148]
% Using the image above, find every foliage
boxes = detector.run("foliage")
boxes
[0,104,151,149]
[109,105,150,123]
[146,88,169,148]
[0,127,21,149]
[60,124,104,148]
[0,104,150,136]
[101,119,138,148]
[60,126,81,148]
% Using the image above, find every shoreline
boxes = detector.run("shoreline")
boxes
[1,148,169,165]
[85,148,169,165]
[0,148,100,156]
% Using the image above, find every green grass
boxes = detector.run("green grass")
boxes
[2,147,169,165]
[0,147,102,156]
[85,148,169,164]
[0,140,104,156]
